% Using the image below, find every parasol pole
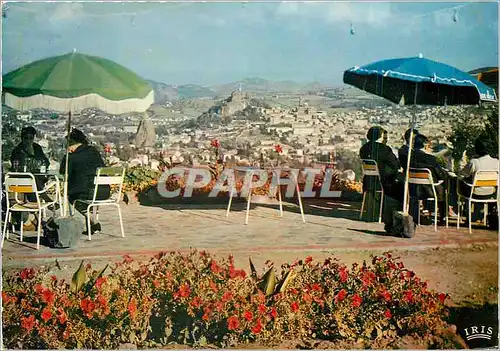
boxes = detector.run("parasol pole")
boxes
[63,111,71,217]
[402,83,418,215]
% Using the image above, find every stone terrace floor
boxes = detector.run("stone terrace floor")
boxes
[2,198,498,267]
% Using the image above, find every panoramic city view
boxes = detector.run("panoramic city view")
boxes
[1,1,499,349]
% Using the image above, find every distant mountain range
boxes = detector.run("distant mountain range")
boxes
[147,77,334,103]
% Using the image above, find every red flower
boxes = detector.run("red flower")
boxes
[336,289,347,302]
[210,260,222,274]
[104,144,112,153]
[211,139,220,148]
[403,290,414,303]
[290,301,299,312]
[244,311,253,321]
[34,284,44,294]
[384,309,392,319]
[380,289,392,302]
[406,270,415,278]
[251,319,263,334]
[128,298,137,318]
[302,293,312,304]
[274,144,283,154]
[41,288,55,305]
[190,297,203,308]
[57,308,67,324]
[20,268,35,280]
[305,256,313,264]
[222,291,233,302]
[21,315,36,332]
[178,283,191,298]
[311,283,321,291]
[209,280,218,293]
[397,262,404,269]
[41,307,52,322]
[270,307,278,319]
[258,304,266,314]
[63,329,70,340]
[202,312,210,321]
[438,293,447,304]
[80,298,96,318]
[153,279,160,288]
[339,268,348,283]
[123,255,133,264]
[227,316,239,330]
[50,275,57,282]
[351,294,362,307]
[95,277,107,290]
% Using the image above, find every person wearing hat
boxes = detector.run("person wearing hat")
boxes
[360,126,405,232]
[60,128,111,234]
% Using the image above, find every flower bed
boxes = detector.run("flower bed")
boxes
[2,252,463,349]
[123,166,362,205]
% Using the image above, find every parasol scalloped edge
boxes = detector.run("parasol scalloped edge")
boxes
[3,90,154,114]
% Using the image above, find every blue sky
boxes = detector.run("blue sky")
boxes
[2,1,498,86]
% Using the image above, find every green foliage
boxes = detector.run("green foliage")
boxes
[123,166,161,192]
[448,105,498,162]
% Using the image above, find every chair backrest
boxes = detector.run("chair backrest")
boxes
[471,170,498,196]
[4,172,40,204]
[93,167,125,202]
[361,159,381,177]
[408,168,435,185]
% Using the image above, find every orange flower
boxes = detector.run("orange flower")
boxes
[41,288,55,305]
[222,291,233,302]
[227,316,239,330]
[21,315,36,332]
[41,307,52,322]
[153,279,160,288]
[209,280,218,293]
[190,297,203,308]
[80,297,96,318]
[210,260,222,274]
[178,283,191,298]
[95,277,107,290]
[128,298,137,318]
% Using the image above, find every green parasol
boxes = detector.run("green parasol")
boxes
[2,51,154,216]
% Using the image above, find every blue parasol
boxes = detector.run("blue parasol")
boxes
[343,55,497,105]
[343,55,497,218]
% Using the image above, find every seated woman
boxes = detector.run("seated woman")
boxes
[409,134,449,224]
[60,129,110,234]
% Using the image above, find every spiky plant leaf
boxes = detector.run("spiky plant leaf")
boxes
[259,266,276,296]
[277,269,297,293]
[70,261,87,293]
[249,257,257,279]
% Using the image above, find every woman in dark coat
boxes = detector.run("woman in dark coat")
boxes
[60,129,110,233]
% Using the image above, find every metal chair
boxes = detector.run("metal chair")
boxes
[2,172,59,249]
[72,167,126,240]
[360,159,384,223]
[408,168,445,232]
[457,170,499,233]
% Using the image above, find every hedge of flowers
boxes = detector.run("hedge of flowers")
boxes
[2,251,461,349]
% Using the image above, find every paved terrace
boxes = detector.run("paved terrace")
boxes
[2,198,498,268]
